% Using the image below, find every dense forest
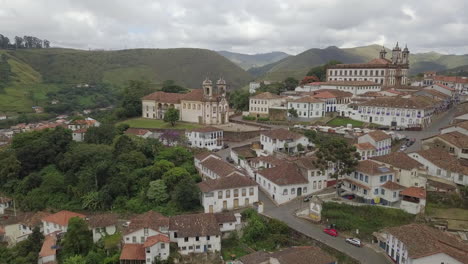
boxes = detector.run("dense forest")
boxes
[0,34,50,49]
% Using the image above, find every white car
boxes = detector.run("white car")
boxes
[345,238,362,247]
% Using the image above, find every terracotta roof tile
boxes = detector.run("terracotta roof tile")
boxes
[261,128,304,141]
[312,89,353,98]
[39,234,57,257]
[125,128,151,136]
[289,96,324,103]
[251,92,284,100]
[400,187,426,199]
[169,213,221,237]
[355,142,376,150]
[87,213,118,228]
[143,234,170,248]
[434,83,455,91]
[383,224,468,263]
[120,244,145,260]
[356,160,395,175]
[359,96,435,109]
[42,211,86,226]
[321,80,381,86]
[442,120,468,131]
[141,91,185,103]
[371,152,423,170]
[343,178,371,190]
[257,162,308,186]
[381,181,405,190]
[200,157,244,178]
[414,148,468,175]
[434,75,468,84]
[367,130,391,141]
[436,131,468,148]
[124,211,169,235]
[270,246,337,264]
[313,91,336,99]
[198,174,257,192]
[188,126,222,133]
[214,212,237,224]
[194,152,220,162]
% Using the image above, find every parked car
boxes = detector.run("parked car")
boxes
[226,156,234,163]
[323,228,338,237]
[342,194,355,200]
[303,195,313,202]
[223,144,229,149]
[345,238,362,247]
[399,145,407,152]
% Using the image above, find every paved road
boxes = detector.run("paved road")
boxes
[259,191,391,264]
[402,107,457,153]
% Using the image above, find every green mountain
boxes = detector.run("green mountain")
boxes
[217,50,290,70]
[0,48,253,113]
[438,65,468,77]
[249,45,468,81]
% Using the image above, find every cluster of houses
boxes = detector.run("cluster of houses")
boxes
[244,44,464,130]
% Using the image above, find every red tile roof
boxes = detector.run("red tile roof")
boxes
[434,83,455,91]
[354,142,376,150]
[434,75,468,84]
[125,128,151,136]
[39,234,57,257]
[120,244,145,260]
[313,91,336,99]
[356,160,395,175]
[343,178,371,190]
[42,210,86,226]
[200,157,244,178]
[141,91,185,104]
[197,174,257,192]
[371,152,423,170]
[257,162,307,186]
[143,234,170,248]
[400,187,426,199]
[381,181,405,190]
[169,213,221,237]
[289,96,323,103]
[125,211,169,235]
[367,130,391,141]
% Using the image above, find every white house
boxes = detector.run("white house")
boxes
[195,153,245,180]
[87,213,118,243]
[42,210,86,235]
[371,152,427,188]
[120,234,170,264]
[296,80,382,96]
[434,75,468,93]
[399,187,426,215]
[3,211,50,246]
[249,92,285,118]
[409,148,468,186]
[122,211,169,245]
[67,117,100,131]
[426,83,456,97]
[72,128,87,142]
[375,224,468,264]
[422,131,468,159]
[186,126,223,151]
[168,213,222,255]
[287,96,325,120]
[198,174,258,213]
[342,160,401,205]
[354,143,376,160]
[358,130,392,156]
[260,129,309,154]
[352,96,436,128]
[312,91,338,112]
[38,233,58,264]
[256,162,310,205]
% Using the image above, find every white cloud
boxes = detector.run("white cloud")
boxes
[0,0,467,55]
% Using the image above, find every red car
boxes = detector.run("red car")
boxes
[323,228,338,237]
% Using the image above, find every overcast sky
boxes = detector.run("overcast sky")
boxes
[1,0,467,55]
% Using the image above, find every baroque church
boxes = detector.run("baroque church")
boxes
[326,42,410,87]
[141,78,229,125]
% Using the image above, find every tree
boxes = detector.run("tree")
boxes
[283,77,299,91]
[163,108,179,126]
[228,89,250,111]
[313,136,359,195]
[306,60,342,81]
[288,108,298,118]
[84,124,117,145]
[161,80,187,93]
[60,217,93,258]
[147,180,169,205]
[172,177,200,210]
[64,255,86,264]
[163,167,190,191]
[117,80,153,118]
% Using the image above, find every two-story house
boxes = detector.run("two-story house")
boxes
[3,211,50,246]
[120,234,170,264]
[195,153,245,180]
[358,130,392,156]
[87,213,118,243]
[354,142,376,160]
[440,120,468,136]
[287,96,325,120]
[198,174,258,213]
[42,210,86,235]
[260,129,309,154]
[239,246,337,264]
[371,152,427,188]
[186,126,224,151]
[375,224,468,264]
[249,92,285,118]
[342,160,401,205]
[422,131,468,159]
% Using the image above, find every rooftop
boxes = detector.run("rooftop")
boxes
[169,213,221,237]
[143,234,170,248]
[381,181,405,190]
[400,187,426,199]
[371,152,423,170]
[434,131,468,148]
[359,96,435,110]
[366,130,391,141]
[125,211,169,235]
[261,128,304,141]
[289,96,323,103]
[413,148,468,175]
[120,244,145,261]
[257,162,308,186]
[240,246,337,264]
[87,213,119,228]
[197,174,257,193]
[188,126,222,133]
[356,160,395,175]
[250,92,284,100]
[354,142,376,151]
[200,157,244,178]
[42,210,86,227]
[39,234,57,258]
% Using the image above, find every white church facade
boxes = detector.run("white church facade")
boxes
[142,78,229,125]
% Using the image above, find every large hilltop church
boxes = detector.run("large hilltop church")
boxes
[326,43,410,87]
[141,78,229,125]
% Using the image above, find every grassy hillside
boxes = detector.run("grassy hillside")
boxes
[217,50,290,70]
[251,44,468,81]
[438,64,468,77]
[0,48,253,113]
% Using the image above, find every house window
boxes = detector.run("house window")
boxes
[249,187,254,195]
[242,188,246,196]
[226,190,230,198]
[380,175,387,183]
[196,245,200,250]
[208,244,212,249]
[374,189,378,195]
[449,147,455,153]
[283,189,288,195]
[184,237,189,242]
[459,175,464,182]
[363,189,367,195]
[189,246,193,250]
[359,174,363,181]
[182,246,187,250]
[393,192,397,198]
[436,169,441,176]
[196,236,199,241]
[291,188,295,195]
[132,236,136,243]
[144,228,148,236]
[381,189,385,195]
[141,237,145,243]
[207,236,210,240]
[365,176,369,183]
[161,243,165,249]
[303,187,307,193]
[218,191,223,199]
[234,189,239,197]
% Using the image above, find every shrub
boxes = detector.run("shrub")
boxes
[242,115,256,121]
[257,117,270,122]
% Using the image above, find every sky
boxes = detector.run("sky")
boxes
[1,0,467,55]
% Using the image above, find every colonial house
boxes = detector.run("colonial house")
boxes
[440,120,468,136]
[352,96,436,128]
[260,129,309,154]
[72,128,87,142]
[239,246,337,264]
[185,126,223,151]
[422,131,468,159]
[87,213,119,243]
[354,142,376,160]
[3,211,50,246]
[409,148,468,186]
[42,210,86,235]
[342,160,401,205]
[120,234,170,264]
[194,153,245,180]
[371,152,427,188]
[434,75,468,93]
[375,224,468,264]
[141,78,229,125]
[249,92,285,118]
[312,91,338,112]
[198,174,258,213]
[312,89,353,116]
[256,162,310,205]
[326,44,410,87]
[67,117,100,131]
[357,130,392,156]
[122,211,169,245]
[425,83,457,99]
[287,96,325,120]
[168,213,222,255]
[38,233,58,264]
[296,80,382,96]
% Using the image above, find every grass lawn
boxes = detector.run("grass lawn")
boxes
[221,238,253,261]
[321,202,415,240]
[327,117,366,127]
[118,117,203,130]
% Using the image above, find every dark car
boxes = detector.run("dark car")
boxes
[343,194,355,200]
[303,195,313,202]
[226,156,234,163]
